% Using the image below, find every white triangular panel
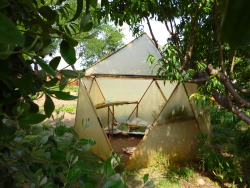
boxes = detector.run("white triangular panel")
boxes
[82,77,94,92]
[184,83,210,134]
[85,34,161,76]
[74,81,112,160]
[157,80,177,100]
[129,80,166,123]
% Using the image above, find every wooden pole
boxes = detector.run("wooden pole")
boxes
[108,107,110,138]
[112,105,114,139]
[136,102,139,118]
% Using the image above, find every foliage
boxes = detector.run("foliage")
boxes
[79,23,125,67]
[94,0,250,124]
[196,132,243,183]
[0,0,126,187]
[0,125,126,187]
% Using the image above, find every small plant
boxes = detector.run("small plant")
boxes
[55,105,76,114]
[142,174,154,187]
[196,132,243,183]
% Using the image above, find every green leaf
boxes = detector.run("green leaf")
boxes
[80,14,90,32]
[69,0,83,22]
[60,70,79,78]
[39,6,58,24]
[103,157,115,177]
[0,12,24,45]
[79,138,96,146]
[63,34,78,47]
[41,135,49,145]
[44,94,55,118]
[35,57,56,77]
[55,126,67,137]
[59,76,68,91]
[81,183,95,188]
[102,180,123,188]
[19,113,47,124]
[0,0,10,9]
[60,40,76,65]
[45,77,59,87]
[90,0,98,9]
[143,174,149,184]
[19,74,33,96]
[49,56,61,71]
[66,168,81,182]
[49,90,78,100]
[50,149,66,161]
[75,161,93,173]
[82,22,93,32]
[12,102,30,116]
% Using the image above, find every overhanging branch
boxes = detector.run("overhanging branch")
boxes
[208,64,250,109]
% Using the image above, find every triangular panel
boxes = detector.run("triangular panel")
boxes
[157,80,177,100]
[82,77,94,92]
[75,81,112,160]
[184,83,210,134]
[126,84,199,169]
[85,34,161,76]
[157,83,195,123]
[88,79,108,126]
[129,80,166,123]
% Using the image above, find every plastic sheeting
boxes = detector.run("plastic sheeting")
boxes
[126,83,201,169]
[85,34,161,76]
[74,80,112,160]
[93,77,153,124]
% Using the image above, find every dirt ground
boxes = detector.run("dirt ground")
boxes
[109,134,143,163]
[35,92,77,127]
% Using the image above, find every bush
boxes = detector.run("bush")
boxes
[196,132,243,183]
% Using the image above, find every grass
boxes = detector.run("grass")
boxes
[55,105,76,114]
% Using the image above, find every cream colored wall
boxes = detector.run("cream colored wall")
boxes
[74,80,112,160]
[126,119,199,169]
[125,83,209,169]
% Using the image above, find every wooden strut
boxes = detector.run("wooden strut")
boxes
[107,107,110,138]
[150,83,180,127]
[88,77,95,94]
[112,105,114,139]
[127,79,154,121]
[155,80,168,102]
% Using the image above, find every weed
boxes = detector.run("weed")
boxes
[156,178,180,188]
[154,153,169,167]
[55,105,76,114]
[196,132,243,183]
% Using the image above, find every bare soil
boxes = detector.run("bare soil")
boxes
[109,134,143,164]
[35,92,77,127]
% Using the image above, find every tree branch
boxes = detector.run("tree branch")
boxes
[214,0,226,74]
[230,49,237,78]
[182,15,199,70]
[145,17,161,52]
[213,90,250,124]
[232,83,250,96]
[208,64,250,109]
